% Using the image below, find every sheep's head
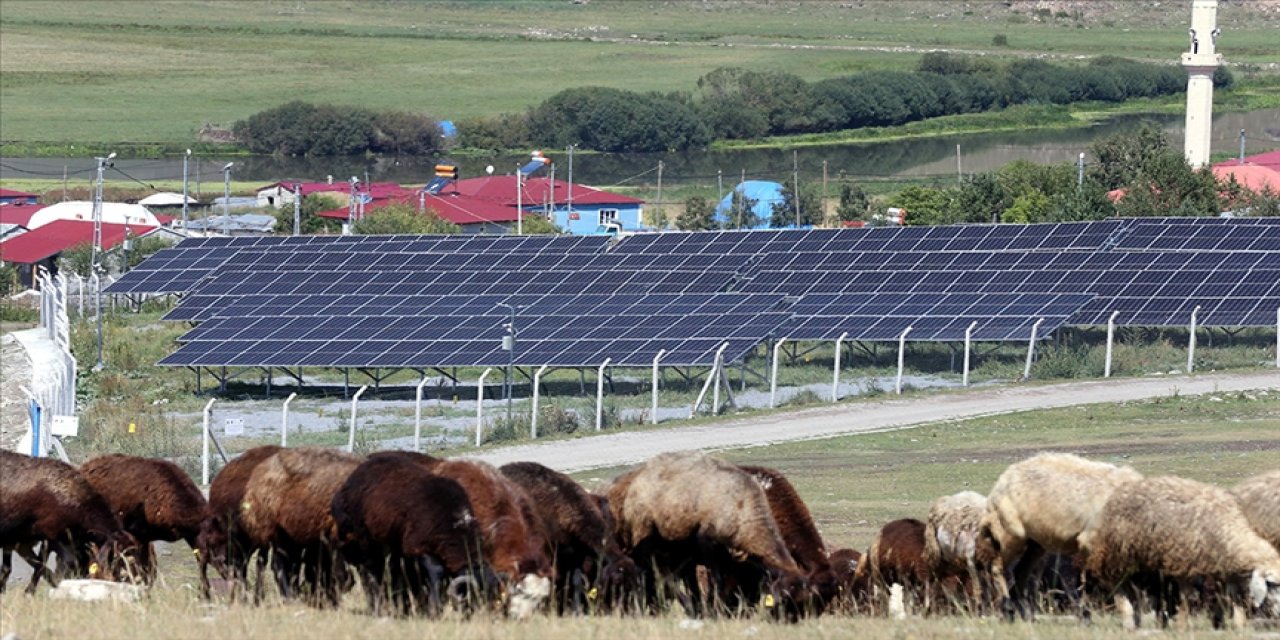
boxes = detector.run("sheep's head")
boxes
[1250,565,1280,616]
[506,573,551,619]
[194,517,230,578]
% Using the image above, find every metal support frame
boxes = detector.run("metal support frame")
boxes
[962,321,977,386]
[346,385,369,453]
[1105,311,1120,378]
[1023,318,1045,381]
[690,343,730,418]
[832,332,848,402]
[651,350,666,425]
[281,392,296,447]
[475,368,493,446]
[1276,307,1279,369]
[414,376,430,452]
[896,327,913,395]
[201,398,216,487]
[1187,305,1201,374]
[530,364,550,439]
[595,358,612,431]
[769,337,788,408]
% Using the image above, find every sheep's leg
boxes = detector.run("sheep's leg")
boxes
[1117,581,1142,630]
[1009,542,1045,621]
[0,547,11,593]
[253,549,269,605]
[419,556,445,618]
[25,541,54,594]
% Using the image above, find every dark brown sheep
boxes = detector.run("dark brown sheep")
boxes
[738,465,838,614]
[425,458,553,618]
[500,461,640,614]
[0,450,136,594]
[332,453,489,617]
[79,454,216,587]
[855,518,932,615]
[204,444,281,600]
[827,547,865,612]
[240,447,362,606]
[608,452,808,620]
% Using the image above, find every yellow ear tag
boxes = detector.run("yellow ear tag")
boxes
[587,587,598,601]
[193,548,201,557]
[89,562,100,577]
[763,594,775,608]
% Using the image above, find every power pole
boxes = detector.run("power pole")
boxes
[738,168,745,228]
[62,165,68,202]
[822,160,829,225]
[792,150,800,227]
[956,144,963,184]
[293,184,302,236]
[566,144,575,219]
[655,160,664,228]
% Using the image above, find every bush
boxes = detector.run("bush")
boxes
[233,101,443,157]
[992,34,1009,47]
[351,203,461,235]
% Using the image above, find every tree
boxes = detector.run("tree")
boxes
[724,193,761,230]
[518,213,563,235]
[274,194,343,235]
[678,196,719,231]
[954,173,1010,223]
[836,183,872,223]
[1002,189,1053,223]
[351,203,460,235]
[769,179,821,228]
[888,186,956,226]
[56,242,94,278]
[1089,122,1170,190]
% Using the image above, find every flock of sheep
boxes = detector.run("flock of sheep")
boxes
[1,446,1277,630]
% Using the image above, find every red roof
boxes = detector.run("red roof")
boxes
[1214,150,1280,173]
[0,188,38,199]
[265,181,412,200]
[0,204,45,227]
[0,220,156,264]
[1212,164,1280,193]
[153,213,176,225]
[317,192,521,226]
[452,176,643,206]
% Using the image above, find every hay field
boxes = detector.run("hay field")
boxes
[2,390,1277,639]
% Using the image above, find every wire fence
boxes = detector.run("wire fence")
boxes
[22,269,78,460]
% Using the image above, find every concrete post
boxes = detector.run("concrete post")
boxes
[414,376,430,452]
[963,321,977,386]
[651,349,667,425]
[896,327,913,395]
[201,398,216,487]
[595,358,612,431]
[1187,306,1201,373]
[281,392,296,447]
[1105,311,1120,378]
[1023,318,1046,381]
[346,385,369,453]
[769,338,787,408]
[530,364,549,439]
[475,368,493,447]
[832,332,848,402]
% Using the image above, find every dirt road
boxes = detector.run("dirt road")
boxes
[475,370,1280,473]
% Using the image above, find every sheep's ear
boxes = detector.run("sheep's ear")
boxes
[1249,569,1268,608]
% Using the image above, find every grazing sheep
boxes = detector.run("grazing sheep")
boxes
[1233,470,1280,551]
[979,452,1142,620]
[1080,475,1280,629]
[426,458,553,618]
[854,518,932,615]
[500,461,640,614]
[332,453,489,616]
[204,445,281,600]
[79,454,217,588]
[0,450,136,594]
[608,452,808,619]
[240,447,362,606]
[924,491,992,613]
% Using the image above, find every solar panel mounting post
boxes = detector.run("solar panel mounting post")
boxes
[475,368,493,447]
[896,327,913,395]
[832,332,848,402]
[201,398,216,488]
[414,377,430,453]
[690,343,729,419]
[595,358,612,431]
[770,338,788,408]
[531,365,550,439]
[652,350,667,425]
[1276,306,1279,369]
[346,385,369,453]
[1104,311,1120,378]
[1187,306,1201,374]
[1023,318,1045,382]
[281,392,297,448]
[963,321,978,386]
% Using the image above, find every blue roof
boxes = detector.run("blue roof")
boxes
[714,181,784,229]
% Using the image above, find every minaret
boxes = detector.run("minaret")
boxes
[1182,0,1223,169]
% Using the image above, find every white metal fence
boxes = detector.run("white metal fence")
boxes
[22,269,78,459]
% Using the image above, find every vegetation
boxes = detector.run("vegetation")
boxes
[273,194,344,235]
[232,101,446,157]
[351,203,460,235]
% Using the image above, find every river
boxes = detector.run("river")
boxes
[3,109,1277,192]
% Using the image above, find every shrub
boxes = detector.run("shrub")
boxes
[351,203,461,235]
[233,101,443,157]
[992,33,1009,47]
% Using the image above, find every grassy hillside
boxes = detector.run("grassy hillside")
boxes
[2,0,1278,145]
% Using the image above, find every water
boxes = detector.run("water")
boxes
[3,108,1276,191]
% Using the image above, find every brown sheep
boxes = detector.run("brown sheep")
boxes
[0,450,137,594]
[1233,470,1280,552]
[79,454,217,588]
[978,452,1142,620]
[332,453,489,616]
[204,444,281,600]
[923,490,993,614]
[607,452,808,620]
[854,518,932,615]
[1080,475,1280,629]
[500,461,640,614]
[425,458,552,618]
[240,447,362,606]
[827,547,864,612]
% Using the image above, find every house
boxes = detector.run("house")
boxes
[0,220,183,287]
[452,175,645,235]
[137,192,197,208]
[0,204,43,241]
[315,190,518,234]
[256,181,408,209]
[0,188,38,206]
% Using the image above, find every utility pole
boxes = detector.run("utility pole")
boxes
[293,184,302,236]
[655,160,664,229]
[91,152,115,372]
[62,165,68,202]
[822,160,829,225]
[792,150,800,227]
[566,144,575,219]
[1077,153,1086,189]
[717,169,724,207]
[516,165,523,235]
[956,144,963,184]
[1239,128,1246,165]
[738,168,746,229]
[221,162,234,235]
[182,149,191,230]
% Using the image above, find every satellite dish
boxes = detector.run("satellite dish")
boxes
[485,165,494,175]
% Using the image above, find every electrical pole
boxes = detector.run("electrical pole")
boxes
[738,168,745,229]
[221,162,234,236]
[293,184,301,236]
[91,152,114,372]
[1239,128,1246,165]
[182,149,191,231]
[655,161,664,229]
[1077,153,1086,190]
[822,160,829,225]
[956,144,963,184]
[792,150,800,227]
[566,144,575,219]
[516,165,523,235]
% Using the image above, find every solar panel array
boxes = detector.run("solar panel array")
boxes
[113,217,1280,372]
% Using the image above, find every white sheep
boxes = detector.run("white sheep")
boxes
[1233,470,1280,552]
[924,490,990,613]
[978,452,1142,619]
[1079,475,1280,629]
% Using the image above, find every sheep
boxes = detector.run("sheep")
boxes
[425,458,553,618]
[204,444,281,600]
[0,450,136,594]
[854,518,932,615]
[78,454,218,589]
[923,490,993,613]
[607,451,809,620]
[827,547,864,613]
[978,452,1142,620]
[331,453,489,617]
[1079,475,1280,629]
[500,461,640,615]
[1233,470,1280,551]
[240,447,362,606]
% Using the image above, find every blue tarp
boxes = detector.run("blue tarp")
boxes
[714,181,784,229]
[439,120,458,138]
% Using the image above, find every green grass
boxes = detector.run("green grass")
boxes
[2,0,1278,146]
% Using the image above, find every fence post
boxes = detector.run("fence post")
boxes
[281,392,297,447]
[530,365,549,439]
[202,398,216,488]
[346,385,369,453]
[1187,306,1201,374]
[414,376,430,453]
[962,321,977,386]
[1023,318,1045,381]
[896,327,913,395]
[651,349,666,425]
[769,338,788,408]
[595,358,612,431]
[475,368,493,447]
[832,332,848,402]
[1104,311,1120,378]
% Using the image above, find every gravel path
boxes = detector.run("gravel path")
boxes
[474,370,1280,473]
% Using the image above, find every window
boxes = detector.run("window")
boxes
[598,209,619,226]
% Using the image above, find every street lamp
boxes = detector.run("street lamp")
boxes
[181,149,191,231]
[495,302,526,424]
[91,152,115,372]
[221,162,234,236]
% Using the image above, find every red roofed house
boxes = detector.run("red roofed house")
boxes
[1211,149,1280,197]
[0,188,39,206]
[256,181,408,209]
[453,175,644,235]
[315,190,517,234]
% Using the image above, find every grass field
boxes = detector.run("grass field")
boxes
[2,0,1278,146]
[3,391,1277,638]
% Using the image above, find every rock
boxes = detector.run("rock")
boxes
[48,579,143,603]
